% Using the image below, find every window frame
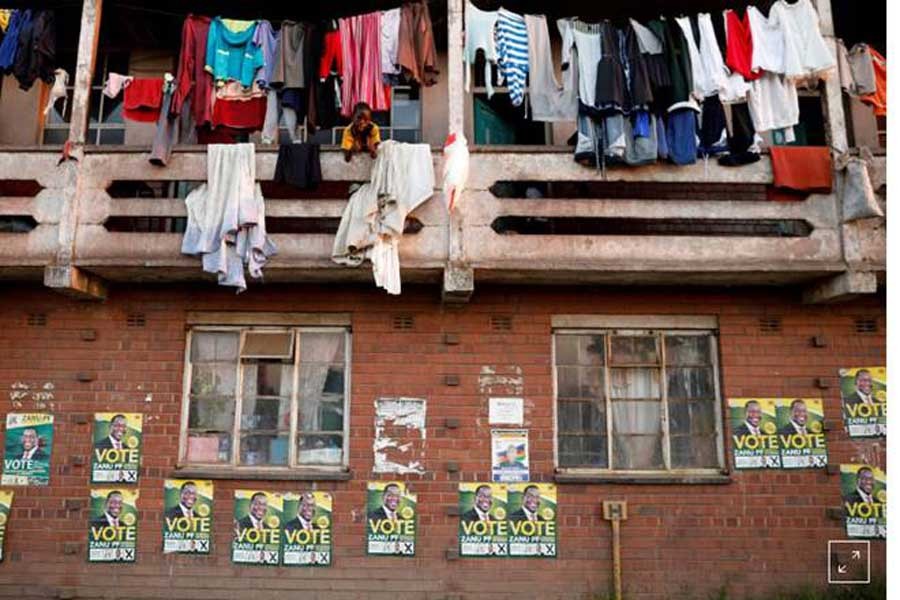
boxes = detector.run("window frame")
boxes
[552,320,726,479]
[178,324,351,475]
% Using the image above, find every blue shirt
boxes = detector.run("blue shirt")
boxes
[0,10,30,71]
[204,17,264,89]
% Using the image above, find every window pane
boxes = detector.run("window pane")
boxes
[186,432,231,463]
[240,434,289,465]
[188,396,235,431]
[611,401,661,435]
[242,362,293,398]
[242,331,293,358]
[190,363,236,396]
[298,363,345,431]
[558,435,607,468]
[668,400,717,436]
[191,332,239,362]
[241,396,291,431]
[297,434,343,465]
[554,335,580,365]
[557,365,603,399]
[610,335,659,365]
[610,368,660,399]
[558,400,605,435]
[666,366,715,400]
[665,335,711,365]
[614,435,664,469]
[97,129,125,145]
[43,129,69,144]
[671,434,718,469]
[299,332,345,363]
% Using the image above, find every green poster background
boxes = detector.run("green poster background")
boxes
[91,413,143,484]
[458,483,509,557]
[0,491,12,562]
[366,482,417,556]
[87,488,139,563]
[774,399,828,469]
[728,399,780,469]
[282,492,332,567]
[162,479,213,554]
[840,464,887,539]
[231,490,282,565]
[839,367,887,438]
[2,413,53,486]
[507,483,558,558]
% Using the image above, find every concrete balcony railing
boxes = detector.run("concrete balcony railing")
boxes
[0,146,886,302]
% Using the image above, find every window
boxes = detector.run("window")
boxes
[43,52,129,145]
[182,326,349,470]
[299,85,423,145]
[554,325,723,474]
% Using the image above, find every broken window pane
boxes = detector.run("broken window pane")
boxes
[665,335,711,365]
[240,433,289,465]
[610,335,659,365]
[610,367,660,399]
[667,366,715,400]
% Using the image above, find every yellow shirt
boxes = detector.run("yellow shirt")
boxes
[341,123,381,151]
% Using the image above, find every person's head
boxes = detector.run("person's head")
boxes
[383,484,401,512]
[105,491,123,518]
[855,370,873,395]
[505,445,517,461]
[523,485,541,512]
[744,401,762,427]
[249,492,268,520]
[857,467,875,494]
[790,399,808,426]
[109,415,127,441]
[179,482,197,509]
[475,485,493,512]
[21,428,37,451]
[352,102,373,129]
[299,493,316,521]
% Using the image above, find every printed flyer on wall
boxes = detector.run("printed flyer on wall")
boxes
[91,413,143,483]
[458,483,509,557]
[282,491,332,566]
[232,490,282,565]
[162,479,213,554]
[491,429,530,482]
[366,481,416,556]
[507,483,557,558]
[728,399,780,469]
[841,464,886,539]
[0,491,12,562]
[774,398,828,469]
[839,367,886,437]
[87,488,139,563]
[2,413,53,486]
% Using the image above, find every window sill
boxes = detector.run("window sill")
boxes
[554,470,732,485]
[172,467,352,481]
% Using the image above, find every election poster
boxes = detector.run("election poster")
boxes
[162,479,213,554]
[232,490,282,565]
[282,491,332,566]
[491,429,530,483]
[0,491,12,562]
[841,464,886,539]
[366,481,416,556]
[91,413,142,483]
[507,483,557,558]
[775,399,828,469]
[458,483,509,557]
[2,413,53,486]
[840,367,886,437]
[728,399,780,469]
[87,488,139,563]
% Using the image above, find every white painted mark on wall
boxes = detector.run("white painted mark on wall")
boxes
[374,398,427,475]
[479,365,524,396]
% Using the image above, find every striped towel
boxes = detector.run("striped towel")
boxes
[496,8,529,107]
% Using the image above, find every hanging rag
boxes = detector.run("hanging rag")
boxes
[525,15,577,121]
[12,9,55,91]
[43,68,68,115]
[0,9,27,71]
[274,143,322,190]
[858,47,886,117]
[103,72,133,98]
[442,132,469,212]
[150,74,179,167]
[339,12,391,116]
[181,143,276,293]
[381,8,402,80]
[204,16,264,88]
[123,78,165,123]
[769,146,833,193]
[171,15,213,130]
[396,0,439,86]
[495,9,529,107]
[836,148,884,222]
[463,0,499,96]
[332,141,435,295]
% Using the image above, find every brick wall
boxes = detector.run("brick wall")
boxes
[0,283,886,600]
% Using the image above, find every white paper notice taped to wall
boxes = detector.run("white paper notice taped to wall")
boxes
[489,397,524,425]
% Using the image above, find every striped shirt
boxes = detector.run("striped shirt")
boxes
[495,9,529,107]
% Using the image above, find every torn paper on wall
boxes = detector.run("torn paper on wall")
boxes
[374,398,427,475]
[479,365,524,396]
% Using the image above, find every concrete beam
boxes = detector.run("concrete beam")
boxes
[802,271,877,304]
[44,265,108,301]
[442,264,474,304]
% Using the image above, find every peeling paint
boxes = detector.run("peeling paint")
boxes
[478,365,524,396]
[374,398,427,475]
[9,381,55,410]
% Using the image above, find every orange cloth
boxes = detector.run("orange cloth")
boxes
[769,146,833,194]
[860,47,886,117]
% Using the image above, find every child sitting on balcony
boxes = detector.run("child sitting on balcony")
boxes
[342,102,381,162]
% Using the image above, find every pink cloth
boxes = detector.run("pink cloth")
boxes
[339,12,391,117]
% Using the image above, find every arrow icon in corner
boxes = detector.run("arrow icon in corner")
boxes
[851,550,862,560]
[837,565,848,574]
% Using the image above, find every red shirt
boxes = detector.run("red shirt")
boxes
[171,14,213,128]
[123,78,163,122]
[725,10,762,81]
[211,97,267,131]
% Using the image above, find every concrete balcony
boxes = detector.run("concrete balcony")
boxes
[0,146,886,302]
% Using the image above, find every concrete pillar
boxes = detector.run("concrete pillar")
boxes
[814,0,849,155]
[68,0,103,150]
